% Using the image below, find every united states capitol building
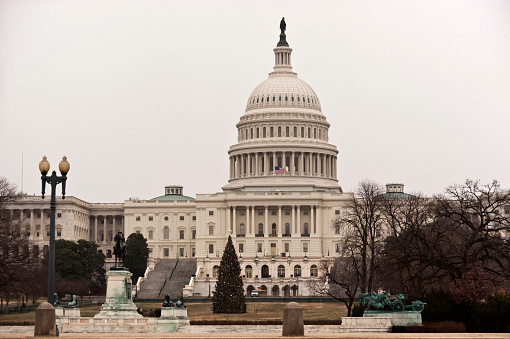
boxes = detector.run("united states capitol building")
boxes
[6,24,405,297]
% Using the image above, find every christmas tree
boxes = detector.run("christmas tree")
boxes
[212,235,247,313]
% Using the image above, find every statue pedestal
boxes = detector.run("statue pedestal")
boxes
[156,307,189,333]
[364,312,422,326]
[55,307,64,318]
[64,308,81,317]
[94,268,141,318]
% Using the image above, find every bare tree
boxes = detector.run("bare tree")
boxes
[433,179,510,282]
[307,246,362,316]
[0,177,34,298]
[335,180,385,293]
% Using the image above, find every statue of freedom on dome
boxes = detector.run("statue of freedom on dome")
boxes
[280,17,286,34]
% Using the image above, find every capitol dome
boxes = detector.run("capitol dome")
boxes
[245,76,322,113]
[222,23,341,193]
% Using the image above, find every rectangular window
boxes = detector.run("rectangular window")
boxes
[239,243,244,253]
[164,248,169,257]
[148,230,153,240]
[136,230,140,234]
[257,243,262,252]
[240,211,245,216]
[209,211,214,216]
[304,210,309,215]
[179,230,185,239]
[180,216,184,221]
[149,216,153,221]
[335,243,340,253]
[258,211,263,215]
[303,243,308,252]
[136,216,140,221]
[192,216,196,220]
[192,247,195,257]
[209,226,214,235]
[335,210,340,215]
[272,210,277,216]
[179,247,184,257]
[285,211,290,215]
[284,243,289,252]
[209,244,214,254]
[148,248,153,254]
[57,231,61,237]
[192,230,196,239]
[57,213,62,218]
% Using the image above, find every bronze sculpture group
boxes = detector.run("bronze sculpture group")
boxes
[359,291,425,313]
[113,230,126,267]
[162,294,186,309]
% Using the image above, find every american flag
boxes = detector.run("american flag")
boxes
[275,166,285,174]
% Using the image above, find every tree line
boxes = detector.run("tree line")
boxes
[308,179,510,316]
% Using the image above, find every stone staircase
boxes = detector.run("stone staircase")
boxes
[159,258,197,299]
[137,259,177,299]
[136,258,197,299]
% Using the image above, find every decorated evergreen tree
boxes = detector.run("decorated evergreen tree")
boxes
[212,235,247,313]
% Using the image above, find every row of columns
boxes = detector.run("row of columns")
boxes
[226,205,321,237]
[16,209,88,241]
[239,125,328,142]
[229,151,337,180]
[91,215,123,244]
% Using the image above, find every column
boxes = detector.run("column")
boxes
[255,153,259,176]
[251,206,255,235]
[296,206,301,235]
[272,152,276,175]
[246,206,250,234]
[291,205,295,237]
[264,206,269,235]
[233,206,237,235]
[30,210,35,241]
[291,152,295,175]
[310,207,315,236]
[103,216,107,243]
[318,154,322,176]
[112,216,116,235]
[40,209,44,239]
[278,206,282,235]
[299,152,304,176]
[94,216,98,242]
[308,153,312,176]
[315,206,320,234]
[322,154,326,177]
[241,154,245,177]
[282,152,286,174]
[227,207,231,234]
[264,152,268,175]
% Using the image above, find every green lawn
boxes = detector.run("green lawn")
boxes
[0,301,346,324]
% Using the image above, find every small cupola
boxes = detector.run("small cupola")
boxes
[165,185,183,196]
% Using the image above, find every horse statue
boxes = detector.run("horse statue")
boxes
[113,230,126,267]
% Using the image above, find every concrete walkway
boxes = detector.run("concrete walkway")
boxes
[1,326,510,339]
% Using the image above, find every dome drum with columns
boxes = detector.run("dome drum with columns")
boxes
[222,25,341,193]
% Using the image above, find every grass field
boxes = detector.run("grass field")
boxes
[0,301,347,324]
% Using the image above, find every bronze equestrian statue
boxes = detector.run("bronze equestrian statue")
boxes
[113,230,126,267]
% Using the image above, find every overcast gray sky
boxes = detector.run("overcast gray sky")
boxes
[1,0,509,202]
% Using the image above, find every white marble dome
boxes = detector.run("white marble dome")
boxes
[245,75,321,113]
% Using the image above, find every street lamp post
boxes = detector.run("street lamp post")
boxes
[39,156,70,304]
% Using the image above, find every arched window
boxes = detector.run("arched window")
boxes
[258,223,263,235]
[33,245,40,257]
[286,126,289,137]
[285,96,288,101]
[213,265,219,278]
[293,126,297,137]
[270,127,274,137]
[304,223,309,235]
[310,265,318,277]
[163,226,169,239]
[240,223,245,235]
[278,126,281,137]
[301,127,304,138]
[294,265,302,277]
[308,127,311,138]
[257,128,259,138]
[261,265,269,278]
[297,96,300,102]
[314,128,317,139]
[285,223,290,235]
[278,265,286,278]
[291,96,294,102]
[250,128,253,139]
[263,127,266,138]
[245,265,253,278]
[272,223,277,236]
